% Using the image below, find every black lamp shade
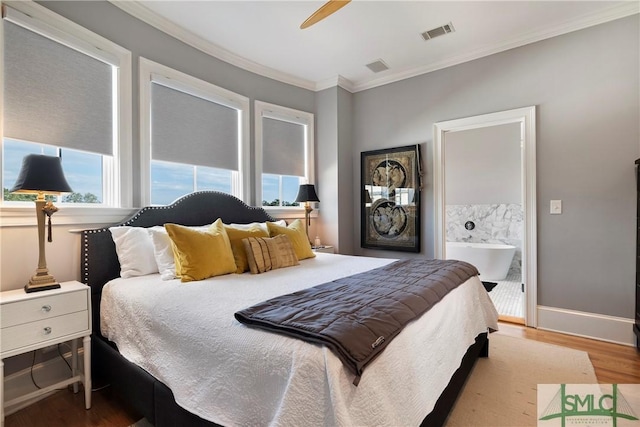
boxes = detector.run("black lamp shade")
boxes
[294,184,320,203]
[10,154,73,194]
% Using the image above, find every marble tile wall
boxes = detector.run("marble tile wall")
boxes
[446,203,522,277]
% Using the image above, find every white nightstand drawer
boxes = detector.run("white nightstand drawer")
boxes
[0,311,89,354]
[0,291,87,328]
[1,281,92,422]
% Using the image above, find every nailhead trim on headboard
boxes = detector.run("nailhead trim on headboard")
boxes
[81,191,276,290]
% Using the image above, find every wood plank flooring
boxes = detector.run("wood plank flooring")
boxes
[497,322,640,384]
[4,386,139,427]
[5,322,639,427]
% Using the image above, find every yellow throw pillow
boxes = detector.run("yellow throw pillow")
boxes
[224,225,269,273]
[164,219,236,282]
[266,219,315,260]
[242,235,299,274]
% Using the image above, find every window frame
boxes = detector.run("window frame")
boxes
[139,57,250,206]
[254,101,315,211]
[0,1,133,225]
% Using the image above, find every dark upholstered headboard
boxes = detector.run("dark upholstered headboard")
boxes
[82,191,275,334]
[81,191,275,304]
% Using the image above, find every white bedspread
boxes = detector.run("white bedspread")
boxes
[101,253,498,427]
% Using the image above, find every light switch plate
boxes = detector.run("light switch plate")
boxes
[550,200,562,214]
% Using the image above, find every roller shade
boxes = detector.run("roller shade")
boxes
[3,21,113,155]
[151,82,239,170]
[262,117,305,177]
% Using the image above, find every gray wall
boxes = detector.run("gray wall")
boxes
[445,123,521,205]
[28,2,640,319]
[352,15,639,318]
[316,86,355,254]
[316,87,340,249]
[336,87,355,254]
[40,1,316,207]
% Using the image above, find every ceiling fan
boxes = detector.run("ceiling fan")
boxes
[300,0,352,29]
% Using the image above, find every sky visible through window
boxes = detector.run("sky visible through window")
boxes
[4,139,304,206]
[150,161,234,205]
[262,174,301,206]
[3,139,102,202]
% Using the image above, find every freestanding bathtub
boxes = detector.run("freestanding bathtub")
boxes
[445,241,516,281]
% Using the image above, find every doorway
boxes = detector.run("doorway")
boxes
[433,107,537,327]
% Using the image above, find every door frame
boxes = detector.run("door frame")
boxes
[433,106,537,326]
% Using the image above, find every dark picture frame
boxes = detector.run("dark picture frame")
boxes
[361,144,422,252]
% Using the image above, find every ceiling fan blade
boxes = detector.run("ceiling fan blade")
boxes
[300,0,351,29]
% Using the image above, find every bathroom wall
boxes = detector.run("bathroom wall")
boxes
[444,123,522,275]
[446,204,523,275]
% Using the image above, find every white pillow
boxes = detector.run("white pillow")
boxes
[109,226,159,278]
[228,220,286,233]
[148,224,213,281]
[148,227,176,280]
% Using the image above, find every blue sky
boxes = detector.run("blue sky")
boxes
[3,138,102,200]
[4,139,301,206]
[262,174,301,205]
[151,161,232,205]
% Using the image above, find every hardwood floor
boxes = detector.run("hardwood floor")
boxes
[5,322,639,427]
[4,386,139,427]
[497,322,640,384]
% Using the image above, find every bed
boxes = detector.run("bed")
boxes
[81,191,498,427]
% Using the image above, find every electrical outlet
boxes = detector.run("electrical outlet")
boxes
[550,200,562,215]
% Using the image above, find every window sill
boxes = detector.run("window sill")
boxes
[1,205,319,227]
[0,206,138,227]
[262,207,319,220]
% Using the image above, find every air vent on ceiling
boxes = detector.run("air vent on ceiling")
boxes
[366,59,389,73]
[421,22,455,41]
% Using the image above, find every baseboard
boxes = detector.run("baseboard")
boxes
[537,305,635,347]
[4,348,84,416]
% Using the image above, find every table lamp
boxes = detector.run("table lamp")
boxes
[294,184,320,244]
[10,154,73,293]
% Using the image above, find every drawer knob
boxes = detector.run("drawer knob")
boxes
[42,305,52,312]
[43,326,52,335]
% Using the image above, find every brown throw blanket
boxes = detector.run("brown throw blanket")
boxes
[234,258,478,385]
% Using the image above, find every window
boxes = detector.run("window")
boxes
[255,101,314,208]
[140,58,249,205]
[0,2,132,207]
[3,139,103,203]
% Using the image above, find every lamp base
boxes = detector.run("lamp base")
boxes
[25,282,61,293]
[25,270,60,293]
[304,204,313,246]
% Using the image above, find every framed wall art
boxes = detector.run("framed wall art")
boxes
[361,144,422,252]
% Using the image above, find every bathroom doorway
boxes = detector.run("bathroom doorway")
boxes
[433,107,537,326]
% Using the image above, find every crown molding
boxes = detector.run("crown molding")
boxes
[110,1,638,94]
[109,1,316,92]
[315,75,355,93]
[351,2,640,92]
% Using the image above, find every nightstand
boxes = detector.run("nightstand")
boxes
[0,281,92,424]
[313,245,335,254]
